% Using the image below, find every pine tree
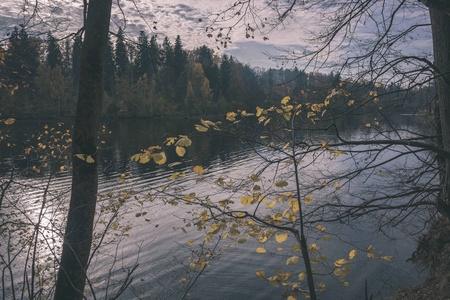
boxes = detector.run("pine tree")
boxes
[136,31,151,80]
[220,54,232,97]
[197,45,220,101]
[4,26,39,91]
[159,36,175,101]
[103,34,115,94]
[173,35,187,79]
[47,33,62,68]
[115,27,129,79]
[173,35,188,104]
[148,35,159,77]
[62,39,72,76]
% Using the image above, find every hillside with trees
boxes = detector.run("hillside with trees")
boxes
[0,27,429,119]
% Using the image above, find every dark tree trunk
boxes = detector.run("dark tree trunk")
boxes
[429,7,450,220]
[54,0,112,299]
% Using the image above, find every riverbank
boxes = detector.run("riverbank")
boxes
[392,218,450,300]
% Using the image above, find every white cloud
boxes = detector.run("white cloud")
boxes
[0,0,433,69]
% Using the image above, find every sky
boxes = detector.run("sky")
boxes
[0,0,433,70]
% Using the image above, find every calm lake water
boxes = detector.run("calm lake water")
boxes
[1,117,427,299]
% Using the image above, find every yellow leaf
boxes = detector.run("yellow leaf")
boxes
[343,282,349,287]
[349,250,357,260]
[86,155,95,163]
[334,258,347,267]
[152,152,167,165]
[286,256,299,265]
[176,137,192,147]
[366,245,375,252]
[317,224,326,232]
[226,111,237,121]
[256,247,267,253]
[333,268,344,276]
[193,165,205,175]
[275,233,288,243]
[323,236,331,242]
[266,199,276,209]
[139,155,150,164]
[289,199,299,213]
[254,235,267,243]
[317,282,326,291]
[250,174,260,182]
[201,119,215,127]
[4,118,15,125]
[298,272,306,281]
[176,146,186,157]
[256,107,264,117]
[321,141,329,149]
[164,137,177,145]
[237,237,247,244]
[240,196,253,206]
[275,180,288,187]
[60,166,65,172]
[281,96,290,105]
[286,212,297,222]
[292,245,301,252]
[382,256,393,261]
[288,296,297,300]
[195,124,208,132]
[188,239,194,245]
[75,154,86,161]
[277,247,284,251]
[256,270,266,279]
[168,162,182,167]
[334,182,340,190]
[367,252,379,259]
[348,100,355,106]
[282,142,290,150]
[229,228,240,236]
[303,195,314,204]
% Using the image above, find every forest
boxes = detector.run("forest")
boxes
[0,26,429,119]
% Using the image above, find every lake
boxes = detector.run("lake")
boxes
[0,117,427,299]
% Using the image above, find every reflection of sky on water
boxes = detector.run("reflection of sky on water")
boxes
[0,117,429,299]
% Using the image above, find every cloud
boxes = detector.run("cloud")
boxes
[0,0,433,69]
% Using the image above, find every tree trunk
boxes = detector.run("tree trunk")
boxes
[54,0,112,299]
[429,7,450,220]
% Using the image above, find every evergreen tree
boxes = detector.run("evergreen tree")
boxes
[173,35,188,103]
[197,45,220,101]
[220,54,232,96]
[47,33,62,68]
[62,39,72,76]
[115,27,129,79]
[159,36,175,101]
[148,35,159,77]
[173,35,187,79]
[4,26,39,90]
[162,36,174,70]
[103,35,115,94]
[136,31,151,80]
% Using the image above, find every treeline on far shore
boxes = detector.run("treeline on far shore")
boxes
[0,26,431,120]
